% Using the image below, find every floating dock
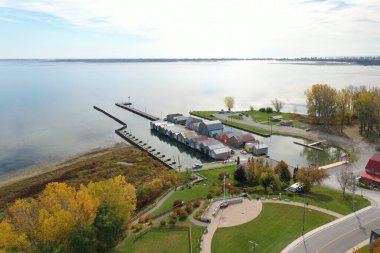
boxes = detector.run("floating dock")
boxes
[93,106,126,126]
[293,140,324,151]
[115,102,160,121]
[115,126,177,170]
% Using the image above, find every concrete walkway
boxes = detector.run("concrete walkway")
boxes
[201,199,262,253]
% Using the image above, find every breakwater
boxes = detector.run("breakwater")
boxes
[93,106,126,125]
[115,126,178,170]
[116,103,160,121]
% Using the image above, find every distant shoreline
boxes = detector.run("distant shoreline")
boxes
[1,57,380,65]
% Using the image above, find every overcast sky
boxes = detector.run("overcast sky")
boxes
[0,0,379,58]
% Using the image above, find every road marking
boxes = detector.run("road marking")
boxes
[316,216,380,253]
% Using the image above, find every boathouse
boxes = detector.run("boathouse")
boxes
[185,117,203,129]
[252,142,269,156]
[198,120,224,138]
[229,133,256,148]
[210,147,232,160]
[166,113,183,123]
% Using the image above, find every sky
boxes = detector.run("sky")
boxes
[0,0,379,58]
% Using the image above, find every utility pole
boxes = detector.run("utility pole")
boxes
[351,171,356,212]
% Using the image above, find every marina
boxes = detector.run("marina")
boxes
[116,102,160,121]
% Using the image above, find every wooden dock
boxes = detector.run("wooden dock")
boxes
[93,106,126,126]
[115,103,160,121]
[293,141,324,151]
[115,126,177,170]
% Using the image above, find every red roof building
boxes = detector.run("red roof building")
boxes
[361,154,380,185]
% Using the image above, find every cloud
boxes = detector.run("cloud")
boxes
[1,0,380,57]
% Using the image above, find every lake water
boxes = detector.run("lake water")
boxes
[1,60,379,176]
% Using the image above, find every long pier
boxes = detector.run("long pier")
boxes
[93,106,126,126]
[293,141,324,151]
[115,103,160,121]
[115,126,177,170]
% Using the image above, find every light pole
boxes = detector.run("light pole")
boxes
[249,241,258,253]
[302,197,308,235]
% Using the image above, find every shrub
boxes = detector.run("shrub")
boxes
[259,107,266,112]
[215,188,222,196]
[266,107,273,113]
[144,215,151,223]
[160,220,166,227]
[252,185,265,194]
[185,203,193,213]
[193,199,201,208]
[177,209,188,220]
[173,200,183,207]
[207,190,214,199]
[138,217,145,224]
[234,166,247,184]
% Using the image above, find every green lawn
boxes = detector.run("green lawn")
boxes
[117,228,189,253]
[150,184,213,217]
[212,203,335,253]
[277,185,370,215]
[116,224,205,253]
[228,115,244,120]
[150,166,237,217]
[241,110,311,129]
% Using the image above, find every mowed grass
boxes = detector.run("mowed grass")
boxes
[117,228,189,253]
[228,115,244,120]
[282,185,370,215]
[212,203,335,253]
[117,224,205,253]
[150,166,237,216]
[241,110,311,129]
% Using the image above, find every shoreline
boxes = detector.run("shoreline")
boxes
[0,143,127,188]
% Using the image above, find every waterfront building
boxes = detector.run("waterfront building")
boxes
[360,154,380,187]
[229,133,256,148]
[198,120,224,138]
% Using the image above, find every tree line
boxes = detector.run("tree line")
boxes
[305,84,380,137]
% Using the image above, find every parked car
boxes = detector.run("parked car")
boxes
[192,164,203,169]
[231,150,235,154]
[240,150,247,155]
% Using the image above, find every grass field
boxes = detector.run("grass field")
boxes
[276,185,370,215]
[150,184,213,217]
[116,224,204,253]
[212,203,335,253]
[241,110,310,129]
[150,166,236,216]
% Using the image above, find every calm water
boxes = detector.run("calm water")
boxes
[1,60,379,175]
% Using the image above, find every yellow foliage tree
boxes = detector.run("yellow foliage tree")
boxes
[85,175,136,225]
[0,218,30,251]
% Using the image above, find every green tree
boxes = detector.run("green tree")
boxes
[68,222,97,253]
[234,166,247,184]
[93,204,124,252]
[274,160,291,183]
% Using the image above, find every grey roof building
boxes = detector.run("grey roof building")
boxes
[198,120,224,138]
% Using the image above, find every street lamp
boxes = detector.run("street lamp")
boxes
[302,198,309,235]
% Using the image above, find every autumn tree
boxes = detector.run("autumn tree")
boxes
[234,166,247,184]
[271,98,284,113]
[336,88,351,132]
[224,96,235,112]
[0,218,30,252]
[296,168,329,193]
[274,160,291,183]
[336,165,353,196]
[305,84,337,127]
[85,175,136,226]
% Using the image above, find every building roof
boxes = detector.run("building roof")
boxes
[253,142,268,149]
[189,136,209,142]
[361,171,380,183]
[167,113,182,118]
[234,133,255,142]
[211,147,231,155]
[208,143,226,150]
[223,132,241,138]
[181,131,198,138]
[174,116,189,122]
[200,120,223,131]
[365,154,380,172]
